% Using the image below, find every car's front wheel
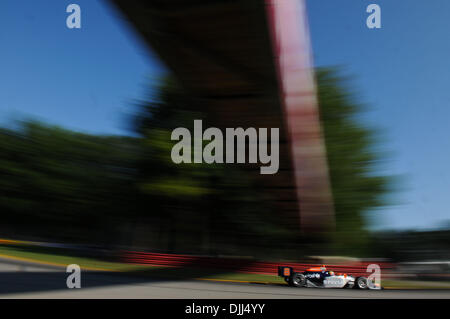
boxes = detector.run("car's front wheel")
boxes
[289,273,306,287]
[354,277,369,289]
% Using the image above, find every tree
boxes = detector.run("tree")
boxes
[316,68,391,256]
[0,121,139,245]
[132,77,294,256]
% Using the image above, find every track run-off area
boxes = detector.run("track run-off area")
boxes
[0,257,448,299]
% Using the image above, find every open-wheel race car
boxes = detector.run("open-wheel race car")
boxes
[278,265,380,289]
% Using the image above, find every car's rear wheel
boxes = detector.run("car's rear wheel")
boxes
[354,277,369,289]
[289,273,306,287]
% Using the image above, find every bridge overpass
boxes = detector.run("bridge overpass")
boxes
[111,0,334,233]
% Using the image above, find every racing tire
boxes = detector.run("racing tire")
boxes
[354,276,369,289]
[288,273,306,288]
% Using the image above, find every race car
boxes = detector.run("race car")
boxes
[278,265,380,289]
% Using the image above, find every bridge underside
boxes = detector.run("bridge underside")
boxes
[111,0,334,233]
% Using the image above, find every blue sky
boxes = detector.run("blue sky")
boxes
[0,0,164,134]
[306,0,450,230]
[1,0,449,230]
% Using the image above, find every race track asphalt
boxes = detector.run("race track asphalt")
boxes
[0,258,448,299]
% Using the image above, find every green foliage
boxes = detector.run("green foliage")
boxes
[0,121,139,243]
[316,68,391,256]
[0,70,393,259]
[132,77,293,255]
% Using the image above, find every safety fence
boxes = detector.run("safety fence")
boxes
[122,251,395,277]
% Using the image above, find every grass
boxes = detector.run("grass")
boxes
[0,245,148,272]
[0,243,284,283]
[382,279,450,289]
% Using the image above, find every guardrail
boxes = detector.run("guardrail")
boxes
[122,251,394,276]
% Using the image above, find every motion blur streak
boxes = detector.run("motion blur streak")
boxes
[0,0,448,298]
[266,0,334,232]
